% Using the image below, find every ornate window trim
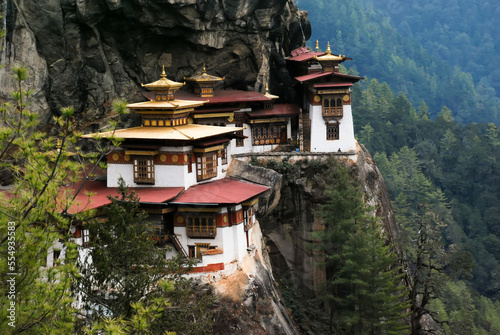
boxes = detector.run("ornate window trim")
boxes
[243,206,255,232]
[196,153,218,181]
[220,146,228,165]
[252,123,285,146]
[186,215,217,238]
[322,95,344,118]
[326,122,340,141]
[133,155,155,184]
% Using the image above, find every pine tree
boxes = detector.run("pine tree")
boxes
[0,67,81,333]
[316,159,409,334]
[75,179,193,330]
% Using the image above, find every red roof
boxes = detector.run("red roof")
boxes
[287,51,326,62]
[295,72,363,84]
[171,178,270,205]
[290,47,310,57]
[295,71,334,83]
[247,104,300,118]
[68,180,184,214]
[313,82,354,88]
[174,90,271,104]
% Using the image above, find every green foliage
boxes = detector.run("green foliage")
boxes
[299,0,500,124]
[314,159,409,334]
[0,66,81,333]
[75,179,192,328]
[347,72,500,333]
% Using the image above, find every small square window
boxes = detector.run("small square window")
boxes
[327,123,339,140]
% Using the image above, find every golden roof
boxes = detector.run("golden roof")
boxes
[184,64,224,83]
[263,83,279,100]
[82,124,243,141]
[127,99,206,111]
[141,66,184,92]
[315,42,346,62]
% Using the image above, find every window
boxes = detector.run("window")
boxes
[243,207,255,232]
[195,243,211,258]
[235,123,244,147]
[82,229,90,248]
[186,216,216,238]
[196,153,218,181]
[133,156,155,184]
[327,123,340,140]
[188,244,214,259]
[221,147,228,165]
[187,154,193,173]
[252,124,284,146]
[322,95,343,117]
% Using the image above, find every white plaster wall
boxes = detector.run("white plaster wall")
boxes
[200,252,225,267]
[158,146,193,152]
[309,104,356,153]
[220,226,236,263]
[165,247,178,259]
[185,163,198,188]
[228,123,253,156]
[107,164,189,188]
[233,223,247,263]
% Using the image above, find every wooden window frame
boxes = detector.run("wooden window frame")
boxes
[187,154,193,173]
[252,123,284,146]
[326,123,340,141]
[322,95,344,117]
[221,146,228,165]
[243,206,255,232]
[186,215,217,238]
[196,153,218,181]
[235,123,244,147]
[133,155,155,184]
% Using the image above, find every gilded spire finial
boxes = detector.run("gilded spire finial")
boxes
[202,63,207,74]
[161,65,167,78]
[326,42,332,55]
[315,40,319,51]
[265,83,269,93]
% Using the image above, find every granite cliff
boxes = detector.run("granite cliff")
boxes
[230,144,401,299]
[1,0,309,128]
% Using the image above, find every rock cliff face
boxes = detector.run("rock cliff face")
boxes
[1,0,309,128]
[248,144,401,297]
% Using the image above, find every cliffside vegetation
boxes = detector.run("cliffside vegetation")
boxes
[297,0,500,333]
[353,79,500,334]
[258,158,409,334]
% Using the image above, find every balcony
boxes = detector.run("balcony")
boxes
[322,106,343,118]
[186,227,217,239]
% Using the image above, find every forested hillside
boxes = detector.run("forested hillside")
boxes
[352,77,500,334]
[298,0,500,124]
[297,0,500,333]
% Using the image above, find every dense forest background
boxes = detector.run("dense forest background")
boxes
[299,0,500,124]
[297,0,500,333]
